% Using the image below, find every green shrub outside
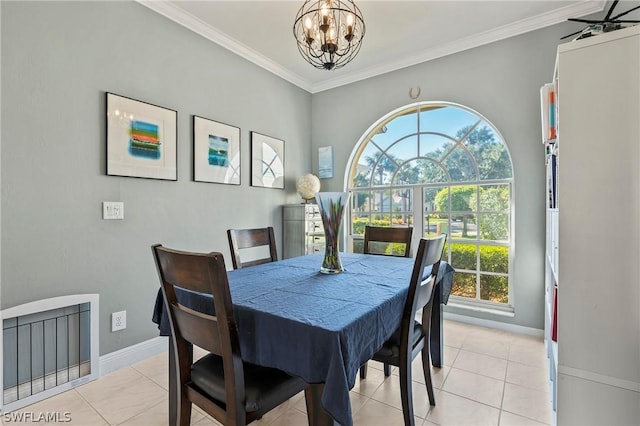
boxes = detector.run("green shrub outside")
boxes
[351,218,410,256]
[480,275,508,303]
[451,272,476,298]
[352,218,398,235]
[449,244,509,303]
[350,219,509,302]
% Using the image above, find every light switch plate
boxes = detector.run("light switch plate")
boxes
[103,202,124,220]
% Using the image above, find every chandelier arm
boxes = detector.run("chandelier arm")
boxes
[296,45,330,69]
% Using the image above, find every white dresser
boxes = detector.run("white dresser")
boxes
[282,204,325,259]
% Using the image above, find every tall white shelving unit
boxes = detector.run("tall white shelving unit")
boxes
[544,25,640,424]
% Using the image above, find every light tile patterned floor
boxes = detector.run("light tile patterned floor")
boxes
[3,320,553,425]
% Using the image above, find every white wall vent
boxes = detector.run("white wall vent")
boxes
[0,294,99,413]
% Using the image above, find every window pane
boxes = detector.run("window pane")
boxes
[443,146,477,182]
[424,213,446,237]
[424,186,446,212]
[451,243,477,270]
[479,245,509,274]
[479,184,510,211]
[351,190,369,213]
[351,216,369,236]
[391,189,412,226]
[447,185,476,212]
[463,124,513,180]
[410,159,447,184]
[371,214,391,226]
[370,190,391,213]
[354,142,381,186]
[372,111,417,150]
[387,134,418,164]
[419,105,478,137]
[451,272,477,299]
[451,214,477,240]
[480,275,508,303]
[479,214,508,241]
[419,133,453,161]
[393,159,425,185]
[372,153,398,185]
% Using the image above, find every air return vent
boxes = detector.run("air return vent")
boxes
[1,295,99,413]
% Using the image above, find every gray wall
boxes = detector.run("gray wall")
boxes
[1,0,587,354]
[311,25,572,330]
[0,1,311,354]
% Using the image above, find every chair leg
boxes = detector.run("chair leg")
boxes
[398,360,415,426]
[178,394,192,426]
[360,363,368,379]
[384,363,391,377]
[421,348,436,406]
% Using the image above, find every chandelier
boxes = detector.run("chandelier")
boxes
[293,0,365,70]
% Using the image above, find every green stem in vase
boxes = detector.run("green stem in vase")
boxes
[315,192,350,274]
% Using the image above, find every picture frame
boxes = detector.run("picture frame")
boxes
[318,145,334,179]
[251,132,284,189]
[106,93,177,180]
[193,116,241,185]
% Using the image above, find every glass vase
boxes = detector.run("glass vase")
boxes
[315,192,350,274]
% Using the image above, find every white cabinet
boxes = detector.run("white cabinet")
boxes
[282,204,325,259]
[548,25,640,425]
[542,79,559,420]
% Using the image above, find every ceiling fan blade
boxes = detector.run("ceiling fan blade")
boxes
[604,0,619,21]
[568,18,604,24]
[610,5,640,20]
[561,29,586,40]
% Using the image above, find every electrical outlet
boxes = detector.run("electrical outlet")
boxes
[111,310,126,332]
[103,202,124,220]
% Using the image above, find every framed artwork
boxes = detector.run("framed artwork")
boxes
[318,145,334,179]
[193,116,241,185]
[106,93,177,180]
[251,132,284,189]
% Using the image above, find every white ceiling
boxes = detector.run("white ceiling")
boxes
[138,0,607,93]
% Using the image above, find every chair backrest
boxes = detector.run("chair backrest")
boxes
[152,244,246,421]
[402,234,447,348]
[227,227,278,269]
[363,226,413,257]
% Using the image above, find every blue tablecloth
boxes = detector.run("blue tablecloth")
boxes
[152,253,454,426]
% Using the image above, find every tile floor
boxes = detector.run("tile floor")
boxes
[3,320,553,425]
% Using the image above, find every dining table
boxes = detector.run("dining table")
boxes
[152,252,454,426]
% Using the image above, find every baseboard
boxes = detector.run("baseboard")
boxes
[99,337,168,376]
[444,312,544,337]
[98,314,542,377]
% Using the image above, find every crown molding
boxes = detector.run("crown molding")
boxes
[136,0,313,93]
[310,0,606,92]
[137,0,605,94]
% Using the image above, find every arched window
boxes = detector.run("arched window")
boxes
[346,102,514,308]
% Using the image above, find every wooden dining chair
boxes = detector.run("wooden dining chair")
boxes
[152,244,307,426]
[360,225,414,377]
[361,235,446,426]
[227,227,278,269]
[363,225,413,258]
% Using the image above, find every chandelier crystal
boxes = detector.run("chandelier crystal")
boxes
[293,0,365,70]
